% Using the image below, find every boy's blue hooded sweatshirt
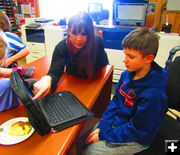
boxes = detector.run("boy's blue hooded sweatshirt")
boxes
[97,61,168,145]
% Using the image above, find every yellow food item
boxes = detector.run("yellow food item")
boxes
[8,121,32,136]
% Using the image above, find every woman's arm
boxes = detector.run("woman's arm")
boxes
[33,40,67,99]
[47,40,67,89]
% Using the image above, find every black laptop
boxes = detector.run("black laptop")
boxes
[10,70,93,136]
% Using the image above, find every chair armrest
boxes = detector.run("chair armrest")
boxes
[167,109,180,121]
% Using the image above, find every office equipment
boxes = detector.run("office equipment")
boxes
[34,18,54,23]
[10,70,93,136]
[162,24,172,33]
[0,57,113,155]
[88,2,109,25]
[96,26,180,82]
[113,0,148,26]
[25,23,41,29]
[95,25,135,50]
[88,2,103,24]
[161,14,172,33]
[95,25,135,82]
[21,22,67,62]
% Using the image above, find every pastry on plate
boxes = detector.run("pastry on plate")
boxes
[8,121,32,136]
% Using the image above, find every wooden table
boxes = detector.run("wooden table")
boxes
[0,56,113,155]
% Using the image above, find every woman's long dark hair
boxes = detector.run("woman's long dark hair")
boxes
[67,11,97,79]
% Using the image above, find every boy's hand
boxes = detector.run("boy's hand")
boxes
[85,128,100,144]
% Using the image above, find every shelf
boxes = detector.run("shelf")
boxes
[0,0,19,33]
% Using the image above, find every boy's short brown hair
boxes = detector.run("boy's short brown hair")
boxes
[122,27,160,58]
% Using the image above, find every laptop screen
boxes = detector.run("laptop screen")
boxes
[23,82,35,99]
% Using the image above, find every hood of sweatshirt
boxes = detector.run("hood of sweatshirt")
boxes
[126,61,168,89]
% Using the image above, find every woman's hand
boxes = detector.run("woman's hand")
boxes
[85,128,100,144]
[32,75,52,100]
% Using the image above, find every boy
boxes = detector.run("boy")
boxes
[77,27,168,155]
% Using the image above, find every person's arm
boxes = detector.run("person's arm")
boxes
[98,90,168,144]
[47,40,67,89]
[32,40,67,99]
[0,67,12,77]
[5,32,29,66]
[6,47,30,66]
[85,128,100,144]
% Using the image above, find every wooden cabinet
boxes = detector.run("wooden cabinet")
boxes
[148,0,180,35]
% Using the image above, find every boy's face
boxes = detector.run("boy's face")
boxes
[123,48,153,73]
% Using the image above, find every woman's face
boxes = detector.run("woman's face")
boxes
[68,26,87,50]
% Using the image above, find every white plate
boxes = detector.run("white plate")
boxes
[0,117,34,145]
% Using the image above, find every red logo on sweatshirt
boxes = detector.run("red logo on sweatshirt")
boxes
[119,81,136,106]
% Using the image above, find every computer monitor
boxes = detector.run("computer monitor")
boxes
[88,2,103,24]
[113,1,148,26]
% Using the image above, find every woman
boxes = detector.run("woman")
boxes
[33,12,109,100]
[0,30,20,112]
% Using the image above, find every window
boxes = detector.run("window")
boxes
[38,0,112,23]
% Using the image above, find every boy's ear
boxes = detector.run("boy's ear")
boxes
[145,54,154,63]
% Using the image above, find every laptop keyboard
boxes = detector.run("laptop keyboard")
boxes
[42,94,75,124]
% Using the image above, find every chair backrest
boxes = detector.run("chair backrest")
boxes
[165,45,180,111]
[165,45,180,69]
